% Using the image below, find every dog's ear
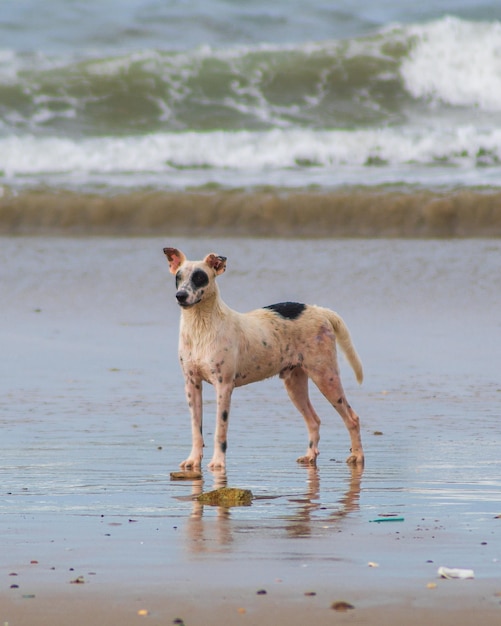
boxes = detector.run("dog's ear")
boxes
[163,247,186,274]
[204,253,227,275]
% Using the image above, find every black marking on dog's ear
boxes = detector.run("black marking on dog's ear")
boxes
[264,302,306,320]
[191,269,209,288]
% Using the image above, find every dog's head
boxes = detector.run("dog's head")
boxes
[163,247,227,308]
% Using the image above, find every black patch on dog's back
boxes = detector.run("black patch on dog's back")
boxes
[264,302,306,320]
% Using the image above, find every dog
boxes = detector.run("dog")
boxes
[163,247,364,470]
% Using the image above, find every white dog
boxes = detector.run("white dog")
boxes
[164,247,364,470]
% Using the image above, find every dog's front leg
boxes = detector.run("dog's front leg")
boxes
[180,374,204,469]
[208,381,234,470]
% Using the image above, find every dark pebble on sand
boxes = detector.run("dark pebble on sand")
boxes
[331,600,355,612]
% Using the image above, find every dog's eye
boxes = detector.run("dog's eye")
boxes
[191,269,209,288]
[175,271,182,288]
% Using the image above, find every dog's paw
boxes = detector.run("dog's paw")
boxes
[296,455,317,466]
[207,457,226,470]
[180,457,202,470]
[346,451,364,466]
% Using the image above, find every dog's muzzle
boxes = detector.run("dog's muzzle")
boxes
[176,290,190,306]
[176,289,201,308]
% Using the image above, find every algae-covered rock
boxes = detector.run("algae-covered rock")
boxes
[197,487,253,507]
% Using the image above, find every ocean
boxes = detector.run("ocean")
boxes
[1,1,501,235]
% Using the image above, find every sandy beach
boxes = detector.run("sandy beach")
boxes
[1,236,500,625]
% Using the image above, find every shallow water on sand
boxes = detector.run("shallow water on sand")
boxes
[1,237,500,597]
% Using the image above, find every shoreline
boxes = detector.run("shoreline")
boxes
[1,187,501,237]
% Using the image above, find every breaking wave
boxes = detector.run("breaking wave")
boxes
[1,17,501,137]
[1,187,500,238]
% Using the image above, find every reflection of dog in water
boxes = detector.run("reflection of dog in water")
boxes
[185,466,363,550]
[163,247,364,470]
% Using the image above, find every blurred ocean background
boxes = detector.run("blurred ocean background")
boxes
[1,0,501,234]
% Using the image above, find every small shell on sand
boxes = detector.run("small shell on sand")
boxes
[197,487,253,506]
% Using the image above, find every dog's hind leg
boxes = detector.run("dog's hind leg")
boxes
[281,367,321,465]
[309,369,364,466]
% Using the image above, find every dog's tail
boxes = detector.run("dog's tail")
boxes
[327,311,364,384]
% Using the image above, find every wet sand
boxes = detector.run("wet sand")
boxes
[3,585,501,626]
[1,237,500,624]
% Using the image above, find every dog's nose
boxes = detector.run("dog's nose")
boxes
[176,290,189,304]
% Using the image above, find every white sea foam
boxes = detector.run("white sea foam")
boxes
[1,126,500,172]
[401,16,501,110]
